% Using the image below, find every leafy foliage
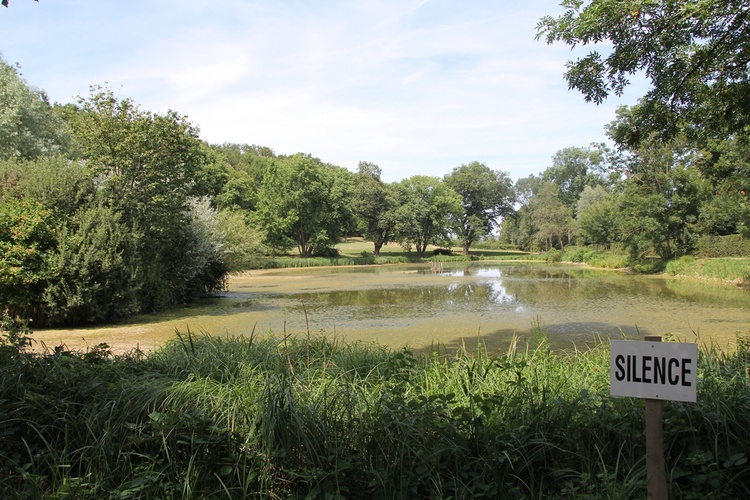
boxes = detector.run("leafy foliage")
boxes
[353,161,399,256]
[44,205,138,324]
[538,0,750,140]
[444,161,514,254]
[1,329,749,498]
[0,198,55,314]
[395,175,462,257]
[0,55,73,160]
[255,154,354,257]
[69,87,226,312]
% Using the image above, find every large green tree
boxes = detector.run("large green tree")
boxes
[353,161,399,256]
[0,55,73,160]
[444,162,514,254]
[210,143,276,211]
[70,87,226,312]
[576,185,619,247]
[394,176,462,257]
[255,154,354,257]
[617,142,709,260]
[528,183,574,251]
[538,0,750,140]
[542,146,608,211]
[693,134,750,237]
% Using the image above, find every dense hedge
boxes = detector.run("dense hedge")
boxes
[695,235,750,258]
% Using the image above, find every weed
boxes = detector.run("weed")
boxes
[1,325,749,498]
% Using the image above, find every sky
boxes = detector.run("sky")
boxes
[0,0,644,183]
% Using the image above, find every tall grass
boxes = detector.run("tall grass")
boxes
[2,315,749,498]
[665,256,750,285]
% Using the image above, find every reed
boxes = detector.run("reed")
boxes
[2,317,749,498]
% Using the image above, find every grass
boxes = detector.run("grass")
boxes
[665,256,750,285]
[2,314,750,498]
[253,238,539,270]
[256,239,748,284]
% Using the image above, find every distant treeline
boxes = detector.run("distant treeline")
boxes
[1,53,748,325]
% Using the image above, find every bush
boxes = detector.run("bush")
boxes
[664,255,695,276]
[44,205,139,325]
[587,252,629,269]
[565,246,587,263]
[2,331,749,498]
[695,234,750,258]
[544,249,563,262]
[432,248,453,256]
[312,246,340,258]
[630,258,665,274]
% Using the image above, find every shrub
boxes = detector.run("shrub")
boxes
[664,255,695,276]
[432,248,453,256]
[312,246,340,258]
[565,246,587,263]
[44,205,139,325]
[545,249,563,262]
[587,252,629,269]
[695,234,750,258]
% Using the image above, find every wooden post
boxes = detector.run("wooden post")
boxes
[644,335,667,499]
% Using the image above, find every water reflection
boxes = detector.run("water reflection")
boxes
[35,263,750,354]
[281,263,749,348]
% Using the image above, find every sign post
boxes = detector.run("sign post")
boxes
[643,336,667,500]
[610,337,698,500]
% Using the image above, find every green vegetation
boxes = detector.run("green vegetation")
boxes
[665,256,750,285]
[538,0,750,142]
[3,2,750,497]
[4,19,750,325]
[2,316,749,498]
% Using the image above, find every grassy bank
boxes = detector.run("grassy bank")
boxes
[2,317,749,498]
[554,245,750,285]
[250,239,535,270]
[665,256,750,286]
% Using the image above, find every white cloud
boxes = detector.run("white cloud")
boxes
[0,0,644,182]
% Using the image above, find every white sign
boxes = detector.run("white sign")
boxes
[610,340,698,402]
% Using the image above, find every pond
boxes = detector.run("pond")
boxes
[34,263,750,354]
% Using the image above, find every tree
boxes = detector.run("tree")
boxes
[209,142,276,210]
[528,183,574,251]
[542,146,607,211]
[444,162,514,254]
[214,208,267,272]
[499,175,542,251]
[0,55,73,160]
[255,154,353,257]
[70,86,225,312]
[353,162,399,256]
[394,176,462,257]
[0,198,55,319]
[617,143,709,260]
[44,204,139,325]
[576,185,619,247]
[0,156,94,217]
[693,133,750,236]
[537,0,750,140]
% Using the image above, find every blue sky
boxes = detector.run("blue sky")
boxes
[1,0,643,182]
